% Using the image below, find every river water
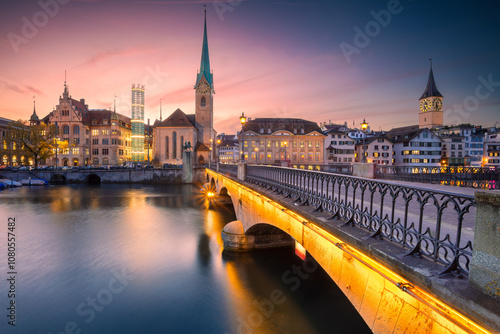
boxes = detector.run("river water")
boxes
[0,184,371,334]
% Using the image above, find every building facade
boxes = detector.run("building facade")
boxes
[239,118,325,166]
[323,124,355,164]
[388,126,442,167]
[484,128,500,168]
[131,84,145,162]
[355,136,393,165]
[39,83,132,167]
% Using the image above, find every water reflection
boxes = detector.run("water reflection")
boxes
[0,184,371,334]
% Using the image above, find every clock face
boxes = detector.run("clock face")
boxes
[433,98,443,111]
[420,98,431,112]
[197,82,210,94]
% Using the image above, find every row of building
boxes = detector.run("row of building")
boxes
[214,121,499,169]
[1,12,498,170]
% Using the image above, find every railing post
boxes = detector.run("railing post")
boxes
[469,190,500,299]
[238,162,247,181]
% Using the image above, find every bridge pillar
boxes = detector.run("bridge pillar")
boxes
[469,190,500,300]
[352,162,375,178]
[237,163,247,181]
[182,151,193,183]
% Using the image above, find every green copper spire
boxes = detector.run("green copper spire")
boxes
[196,9,213,87]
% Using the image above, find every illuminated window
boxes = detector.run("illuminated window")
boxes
[92,130,99,136]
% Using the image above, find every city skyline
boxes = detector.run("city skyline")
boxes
[0,0,499,134]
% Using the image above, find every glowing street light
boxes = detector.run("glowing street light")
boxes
[240,112,247,162]
[361,119,368,163]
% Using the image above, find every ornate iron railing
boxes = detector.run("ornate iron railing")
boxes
[376,165,499,190]
[240,165,476,276]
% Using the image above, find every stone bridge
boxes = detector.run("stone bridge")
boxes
[205,167,500,334]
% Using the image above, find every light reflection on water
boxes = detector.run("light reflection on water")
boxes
[0,184,371,334]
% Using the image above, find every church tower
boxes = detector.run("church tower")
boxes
[419,60,443,129]
[195,9,215,149]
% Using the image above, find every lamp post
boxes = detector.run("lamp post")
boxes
[361,119,368,163]
[255,147,259,164]
[216,139,221,164]
[240,112,247,162]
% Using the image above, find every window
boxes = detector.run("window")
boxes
[308,141,312,148]
[92,139,99,145]
[180,136,184,153]
[92,149,99,155]
[201,96,206,107]
[92,129,99,136]
[315,141,320,148]
[315,153,320,161]
[308,152,313,161]
[102,139,109,145]
[102,149,109,155]
[93,157,99,165]
[173,132,177,159]
[73,138,80,145]
[73,126,80,135]
[72,148,79,155]
[119,149,124,156]
[165,136,170,158]
[63,125,70,134]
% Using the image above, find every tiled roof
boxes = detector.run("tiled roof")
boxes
[243,118,322,135]
[387,125,430,143]
[157,109,196,128]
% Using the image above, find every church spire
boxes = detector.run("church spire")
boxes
[159,99,163,122]
[196,8,212,87]
[30,96,39,124]
[419,59,443,99]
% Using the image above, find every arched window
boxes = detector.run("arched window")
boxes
[201,96,206,107]
[92,157,99,166]
[173,132,177,159]
[73,125,80,135]
[12,155,17,165]
[12,142,16,150]
[180,136,184,155]
[165,136,169,159]
[2,155,7,165]
[63,125,70,135]
[2,140,6,149]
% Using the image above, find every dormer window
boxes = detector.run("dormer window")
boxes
[260,128,264,134]
[268,128,271,134]
[300,128,304,134]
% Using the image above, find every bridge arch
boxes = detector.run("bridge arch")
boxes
[86,174,101,184]
[50,174,67,185]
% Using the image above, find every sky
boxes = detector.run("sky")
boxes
[0,0,499,134]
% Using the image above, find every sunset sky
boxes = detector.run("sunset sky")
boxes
[0,0,499,134]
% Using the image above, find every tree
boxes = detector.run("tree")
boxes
[7,120,58,169]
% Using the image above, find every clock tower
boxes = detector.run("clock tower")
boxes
[419,60,443,129]
[195,9,215,149]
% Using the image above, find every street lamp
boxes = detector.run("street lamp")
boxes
[217,139,221,164]
[361,118,368,163]
[240,112,247,162]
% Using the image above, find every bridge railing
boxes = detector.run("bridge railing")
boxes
[375,165,499,190]
[217,163,238,176]
[241,165,476,276]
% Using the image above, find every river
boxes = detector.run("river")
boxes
[0,184,371,334]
